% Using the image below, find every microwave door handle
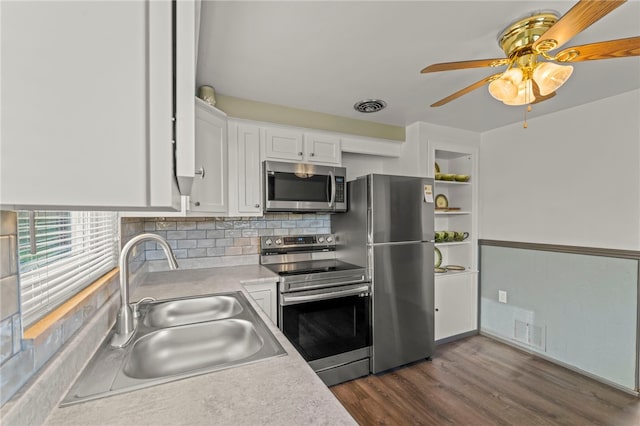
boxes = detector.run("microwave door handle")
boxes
[328,170,336,207]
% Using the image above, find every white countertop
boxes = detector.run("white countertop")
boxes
[43,265,356,426]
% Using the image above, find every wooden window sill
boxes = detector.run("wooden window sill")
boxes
[23,268,119,340]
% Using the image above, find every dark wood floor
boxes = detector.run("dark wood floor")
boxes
[331,335,640,426]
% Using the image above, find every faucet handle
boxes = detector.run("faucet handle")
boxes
[132,297,156,318]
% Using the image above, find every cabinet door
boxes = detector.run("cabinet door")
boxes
[243,282,277,323]
[304,133,342,165]
[228,123,262,215]
[0,0,181,211]
[263,128,304,162]
[191,100,227,213]
[434,274,477,341]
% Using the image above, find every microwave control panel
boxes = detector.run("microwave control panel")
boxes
[335,177,345,203]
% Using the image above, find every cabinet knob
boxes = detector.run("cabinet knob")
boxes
[310,152,315,157]
[298,152,303,156]
[435,308,439,312]
[194,201,201,207]
[254,204,260,208]
[194,167,205,179]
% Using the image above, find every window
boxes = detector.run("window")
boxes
[17,211,119,327]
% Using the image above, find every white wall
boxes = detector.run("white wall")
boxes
[479,90,640,250]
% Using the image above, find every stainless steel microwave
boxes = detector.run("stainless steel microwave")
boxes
[263,161,347,213]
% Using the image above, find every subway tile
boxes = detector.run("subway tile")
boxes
[144,222,156,231]
[196,221,218,230]
[206,248,225,257]
[216,238,234,247]
[241,229,259,238]
[273,229,289,236]
[173,249,188,259]
[206,230,225,239]
[0,235,17,278]
[146,250,170,260]
[0,275,19,320]
[0,345,34,406]
[242,246,259,255]
[166,231,187,240]
[233,221,251,229]
[155,221,176,231]
[0,211,17,235]
[234,237,252,246]
[266,221,282,229]
[177,240,197,249]
[11,314,21,355]
[258,229,274,237]
[176,221,197,231]
[35,323,63,370]
[250,221,266,229]
[225,247,243,256]
[187,248,207,258]
[225,230,242,238]
[187,230,206,239]
[215,221,234,230]
[281,220,297,228]
[1,316,13,364]
[288,213,303,220]
[197,240,216,248]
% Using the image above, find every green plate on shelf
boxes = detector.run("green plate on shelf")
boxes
[434,247,442,268]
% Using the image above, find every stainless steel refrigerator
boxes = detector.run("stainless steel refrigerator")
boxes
[332,174,435,374]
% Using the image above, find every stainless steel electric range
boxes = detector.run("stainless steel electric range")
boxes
[260,234,371,386]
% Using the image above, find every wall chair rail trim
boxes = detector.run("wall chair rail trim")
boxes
[478,239,640,260]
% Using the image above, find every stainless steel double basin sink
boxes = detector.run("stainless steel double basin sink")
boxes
[62,291,286,406]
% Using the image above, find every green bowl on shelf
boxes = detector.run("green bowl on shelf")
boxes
[455,174,470,182]
[441,174,456,181]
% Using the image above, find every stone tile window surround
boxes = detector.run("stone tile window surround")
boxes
[0,211,122,408]
[137,213,332,271]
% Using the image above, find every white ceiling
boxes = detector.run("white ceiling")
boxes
[196,1,640,133]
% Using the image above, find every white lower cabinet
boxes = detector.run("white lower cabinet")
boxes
[228,121,262,216]
[243,281,277,324]
[191,99,228,214]
[434,273,477,341]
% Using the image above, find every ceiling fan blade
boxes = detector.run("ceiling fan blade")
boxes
[430,73,502,107]
[555,36,640,62]
[532,0,627,53]
[421,58,508,73]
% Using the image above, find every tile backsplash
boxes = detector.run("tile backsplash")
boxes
[127,213,331,272]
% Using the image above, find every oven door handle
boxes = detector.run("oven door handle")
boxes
[281,284,370,306]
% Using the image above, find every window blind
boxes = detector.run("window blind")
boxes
[17,211,119,327]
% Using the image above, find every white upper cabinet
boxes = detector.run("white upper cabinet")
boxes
[303,133,342,165]
[190,99,227,214]
[228,121,262,216]
[262,127,341,165]
[0,0,197,211]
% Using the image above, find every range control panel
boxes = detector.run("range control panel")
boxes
[260,234,335,253]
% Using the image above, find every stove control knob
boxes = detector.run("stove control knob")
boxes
[264,238,273,246]
[317,236,325,243]
[326,236,334,243]
[275,238,283,245]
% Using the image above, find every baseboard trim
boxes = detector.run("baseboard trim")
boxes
[436,329,478,346]
[480,330,639,397]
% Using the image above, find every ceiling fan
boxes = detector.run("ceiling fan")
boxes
[421,0,640,110]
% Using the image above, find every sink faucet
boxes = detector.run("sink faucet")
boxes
[110,233,178,348]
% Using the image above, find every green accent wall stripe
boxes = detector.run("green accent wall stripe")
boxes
[215,95,405,142]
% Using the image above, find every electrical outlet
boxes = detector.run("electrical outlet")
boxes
[498,290,507,304]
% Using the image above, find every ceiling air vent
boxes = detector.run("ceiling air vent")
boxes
[353,99,387,113]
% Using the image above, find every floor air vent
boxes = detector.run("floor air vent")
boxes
[514,320,546,351]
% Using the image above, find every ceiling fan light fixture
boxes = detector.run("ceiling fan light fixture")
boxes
[533,62,574,96]
[502,80,536,106]
[488,68,523,101]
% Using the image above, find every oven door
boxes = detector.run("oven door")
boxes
[279,283,371,363]
[264,161,346,212]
